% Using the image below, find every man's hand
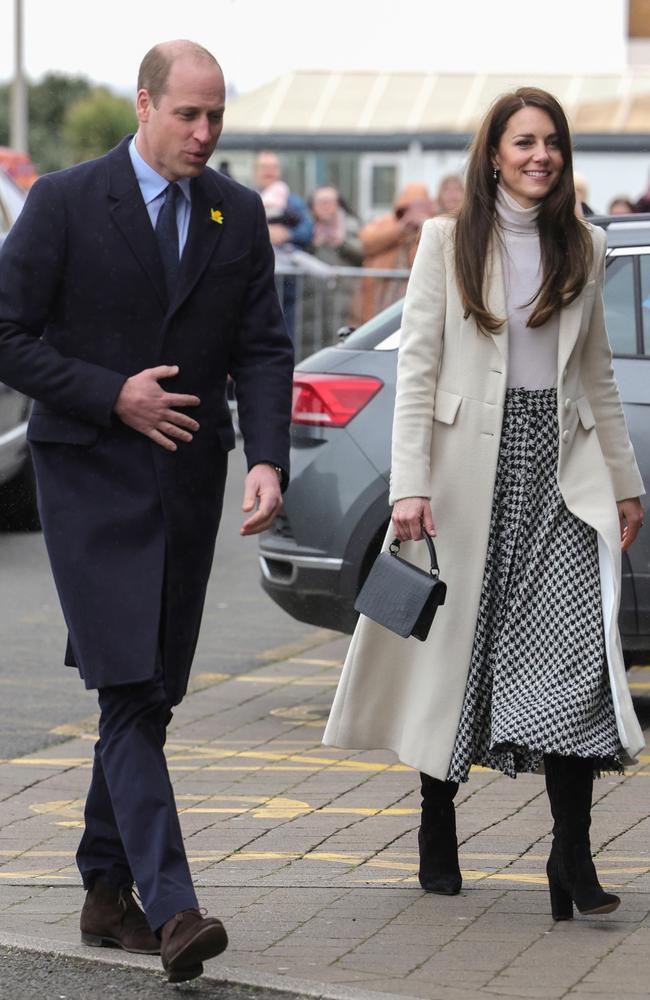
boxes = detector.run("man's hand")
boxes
[267,223,291,247]
[240,464,283,536]
[114,365,200,452]
[617,497,644,551]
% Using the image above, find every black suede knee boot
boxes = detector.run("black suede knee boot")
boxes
[418,772,462,895]
[544,754,620,920]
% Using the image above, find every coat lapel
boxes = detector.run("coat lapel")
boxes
[557,289,589,379]
[170,171,225,314]
[106,138,167,309]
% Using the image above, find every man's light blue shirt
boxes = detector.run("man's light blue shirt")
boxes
[128,137,192,256]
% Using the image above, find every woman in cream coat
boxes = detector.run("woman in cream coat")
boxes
[323,88,645,922]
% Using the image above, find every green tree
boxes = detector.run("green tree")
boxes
[28,72,92,171]
[64,88,136,163]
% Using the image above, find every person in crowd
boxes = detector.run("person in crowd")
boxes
[253,150,313,337]
[435,174,464,215]
[608,196,635,215]
[355,182,435,324]
[309,185,363,267]
[574,171,594,217]
[302,185,363,349]
[324,87,645,922]
[0,40,293,982]
[253,150,312,250]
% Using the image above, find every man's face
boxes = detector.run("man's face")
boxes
[255,154,281,189]
[136,57,226,181]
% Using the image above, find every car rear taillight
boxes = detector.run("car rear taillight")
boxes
[291,373,383,427]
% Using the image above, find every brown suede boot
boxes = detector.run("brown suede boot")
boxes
[80,880,160,954]
[160,909,228,983]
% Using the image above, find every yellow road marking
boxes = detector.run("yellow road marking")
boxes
[7,748,412,773]
[235,675,339,686]
[287,658,343,667]
[628,681,650,690]
[255,630,341,662]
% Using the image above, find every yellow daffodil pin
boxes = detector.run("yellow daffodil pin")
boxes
[210,208,224,224]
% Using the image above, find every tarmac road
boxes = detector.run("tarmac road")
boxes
[0,945,313,1000]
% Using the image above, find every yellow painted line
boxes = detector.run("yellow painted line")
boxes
[1,749,411,773]
[255,629,341,662]
[321,807,418,816]
[0,872,71,880]
[628,681,650,690]
[233,675,339,686]
[2,848,648,873]
[287,658,343,667]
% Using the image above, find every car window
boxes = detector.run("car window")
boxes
[639,255,650,355]
[341,298,403,351]
[604,257,637,356]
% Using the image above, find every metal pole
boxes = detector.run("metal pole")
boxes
[10,0,28,153]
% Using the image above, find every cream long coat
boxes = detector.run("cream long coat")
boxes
[323,216,646,780]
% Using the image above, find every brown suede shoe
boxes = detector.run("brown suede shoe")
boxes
[160,908,228,983]
[80,880,160,954]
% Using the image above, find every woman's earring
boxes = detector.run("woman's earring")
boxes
[493,167,499,181]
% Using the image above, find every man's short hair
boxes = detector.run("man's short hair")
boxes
[137,41,219,107]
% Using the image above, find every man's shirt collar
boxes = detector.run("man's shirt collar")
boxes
[129,137,191,206]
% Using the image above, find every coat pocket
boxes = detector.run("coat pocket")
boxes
[576,395,596,430]
[27,412,101,446]
[433,389,462,425]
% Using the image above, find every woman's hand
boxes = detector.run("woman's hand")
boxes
[391,497,436,541]
[617,497,644,551]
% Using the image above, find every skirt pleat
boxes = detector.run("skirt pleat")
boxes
[446,388,622,783]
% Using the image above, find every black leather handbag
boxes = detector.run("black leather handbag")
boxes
[354,534,447,641]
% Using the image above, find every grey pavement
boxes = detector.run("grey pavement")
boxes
[0,631,649,999]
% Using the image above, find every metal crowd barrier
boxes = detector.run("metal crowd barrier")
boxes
[273,262,411,362]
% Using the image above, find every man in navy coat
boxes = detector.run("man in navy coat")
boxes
[0,40,293,982]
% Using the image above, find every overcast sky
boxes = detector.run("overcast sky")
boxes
[0,0,629,97]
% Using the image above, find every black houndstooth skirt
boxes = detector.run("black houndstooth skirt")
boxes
[446,388,623,783]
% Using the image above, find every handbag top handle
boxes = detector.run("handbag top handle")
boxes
[389,534,440,578]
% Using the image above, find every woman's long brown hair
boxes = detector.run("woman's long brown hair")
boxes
[454,87,593,334]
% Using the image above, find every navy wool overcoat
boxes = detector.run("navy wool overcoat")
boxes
[0,137,293,704]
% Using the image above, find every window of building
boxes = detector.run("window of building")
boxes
[371,165,397,211]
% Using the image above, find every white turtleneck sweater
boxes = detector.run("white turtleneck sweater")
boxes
[495,185,559,390]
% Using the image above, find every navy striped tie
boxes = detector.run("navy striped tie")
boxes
[155,183,180,295]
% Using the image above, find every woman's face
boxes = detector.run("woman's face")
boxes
[492,106,564,209]
[438,179,464,213]
[312,189,339,221]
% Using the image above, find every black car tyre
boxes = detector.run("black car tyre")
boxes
[0,456,40,532]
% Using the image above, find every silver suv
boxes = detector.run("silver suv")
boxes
[259,214,650,665]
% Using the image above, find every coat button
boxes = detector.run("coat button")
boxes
[562,429,570,442]
[564,398,572,410]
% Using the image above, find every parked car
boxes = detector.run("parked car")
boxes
[0,166,38,530]
[259,214,650,665]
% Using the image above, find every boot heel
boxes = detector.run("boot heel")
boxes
[548,877,573,921]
